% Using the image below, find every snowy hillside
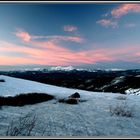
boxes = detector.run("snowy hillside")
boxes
[0,75,94,99]
[0,75,140,136]
[125,88,140,95]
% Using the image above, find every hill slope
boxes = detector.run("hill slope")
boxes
[0,75,140,136]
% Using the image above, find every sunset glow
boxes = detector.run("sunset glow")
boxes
[0,3,140,68]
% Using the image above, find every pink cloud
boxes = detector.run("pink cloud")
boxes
[15,30,83,43]
[99,4,140,28]
[111,4,140,18]
[0,40,113,66]
[64,25,77,32]
[32,35,84,43]
[0,42,40,65]
[1,37,140,66]
[97,19,118,28]
[30,41,96,64]
[53,36,83,43]
[15,29,31,42]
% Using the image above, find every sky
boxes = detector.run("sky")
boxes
[1,3,140,69]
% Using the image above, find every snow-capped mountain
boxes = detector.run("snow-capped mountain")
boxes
[50,66,74,71]
[2,66,87,72]
[104,68,125,72]
[49,66,85,72]
[0,65,127,73]
[0,75,140,136]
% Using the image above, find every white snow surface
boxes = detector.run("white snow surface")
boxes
[0,75,93,99]
[125,88,140,96]
[0,75,140,136]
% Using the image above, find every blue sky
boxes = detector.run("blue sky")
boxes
[0,3,140,69]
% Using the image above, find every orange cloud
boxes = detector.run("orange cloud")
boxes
[111,4,140,18]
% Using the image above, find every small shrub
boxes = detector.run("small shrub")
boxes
[58,98,79,105]
[58,98,87,104]
[0,79,5,82]
[65,98,78,104]
[109,102,133,117]
[58,98,65,103]
[0,93,54,107]
[6,112,36,136]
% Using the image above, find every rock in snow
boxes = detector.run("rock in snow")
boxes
[68,92,80,99]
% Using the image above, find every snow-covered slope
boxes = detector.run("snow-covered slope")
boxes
[125,88,140,95]
[0,75,140,136]
[0,75,95,99]
[99,76,125,91]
